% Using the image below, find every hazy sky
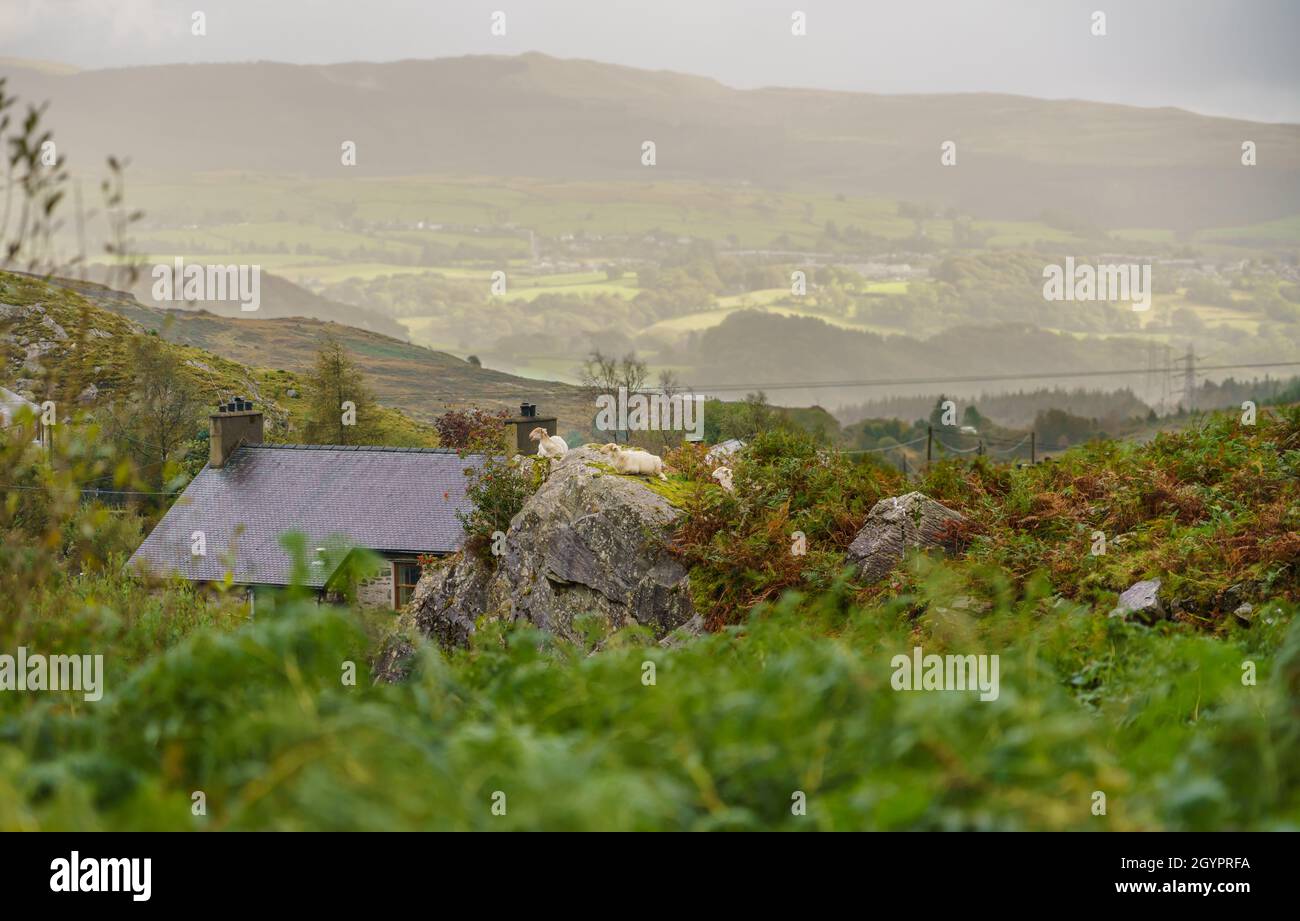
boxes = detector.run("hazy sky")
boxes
[3,0,1298,122]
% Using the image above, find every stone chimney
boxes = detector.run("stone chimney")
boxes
[502,402,556,456]
[209,397,264,468]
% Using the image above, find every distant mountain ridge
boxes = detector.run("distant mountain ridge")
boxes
[5,52,1299,228]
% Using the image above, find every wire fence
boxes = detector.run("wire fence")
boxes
[845,425,1040,476]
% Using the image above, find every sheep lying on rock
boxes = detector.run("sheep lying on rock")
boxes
[530,427,569,458]
[597,443,668,479]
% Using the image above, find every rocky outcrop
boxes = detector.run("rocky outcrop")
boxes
[407,553,496,650]
[378,446,698,676]
[847,491,965,582]
[1110,579,1166,622]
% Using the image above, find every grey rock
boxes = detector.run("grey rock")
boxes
[77,383,99,405]
[388,446,697,662]
[370,634,416,685]
[657,613,706,648]
[846,491,965,582]
[286,388,299,398]
[40,315,68,341]
[1111,579,1166,622]
[409,553,497,649]
[0,302,35,321]
[23,341,56,372]
[1233,602,1254,626]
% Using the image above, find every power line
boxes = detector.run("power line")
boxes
[682,360,1300,396]
[989,434,1031,455]
[404,360,1300,401]
[1,483,180,497]
[842,434,928,455]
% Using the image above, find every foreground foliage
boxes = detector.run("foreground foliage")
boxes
[2,576,1296,830]
[1,407,1296,830]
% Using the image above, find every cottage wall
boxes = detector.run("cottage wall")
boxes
[356,564,396,609]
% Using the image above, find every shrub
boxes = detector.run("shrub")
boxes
[670,427,902,626]
[434,407,509,450]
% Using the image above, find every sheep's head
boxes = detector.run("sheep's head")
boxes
[528,427,548,442]
[599,443,621,455]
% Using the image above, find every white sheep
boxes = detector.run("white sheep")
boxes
[529,427,568,458]
[711,466,734,492]
[610,447,667,480]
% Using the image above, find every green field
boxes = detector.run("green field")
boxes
[122,172,1108,255]
[1200,215,1300,243]
[104,173,1298,307]
[642,302,883,337]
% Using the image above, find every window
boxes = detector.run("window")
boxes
[393,561,423,609]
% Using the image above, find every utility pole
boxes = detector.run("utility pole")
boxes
[1182,346,1196,412]
[1160,344,1173,415]
[1144,343,1157,408]
[1030,431,1036,465]
[926,425,932,466]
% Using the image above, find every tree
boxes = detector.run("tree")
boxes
[578,350,648,443]
[647,368,688,450]
[929,395,955,430]
[302,333,384,445]
[107,335,203,491]
[434,407,507,451]
[713,391,780,441]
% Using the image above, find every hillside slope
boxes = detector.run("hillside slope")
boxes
[0,271,433,442]
[37,274,593,430]
[79,264,409,339]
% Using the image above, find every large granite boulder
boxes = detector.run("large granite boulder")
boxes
[377,446,698,676]
[847,491,966,582]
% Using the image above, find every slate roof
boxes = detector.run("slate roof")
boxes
[129,444,485,587]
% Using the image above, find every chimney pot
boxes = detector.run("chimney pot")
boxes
[209,403,264,468]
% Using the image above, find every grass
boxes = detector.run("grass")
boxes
[113,173,1109,255]
[1200,215,1300,244]
[3,551,1296,830]
[1,404,1297,830]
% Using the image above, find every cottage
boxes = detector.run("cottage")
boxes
[129,401,484,610]
[1,386,49,447]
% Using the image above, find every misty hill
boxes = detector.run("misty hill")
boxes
[683,311,1172,409]
[78,264,408,339]
[6,53,1299,229]
[45,275,592,430]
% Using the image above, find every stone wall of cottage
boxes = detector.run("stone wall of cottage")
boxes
[356,564,395,609]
